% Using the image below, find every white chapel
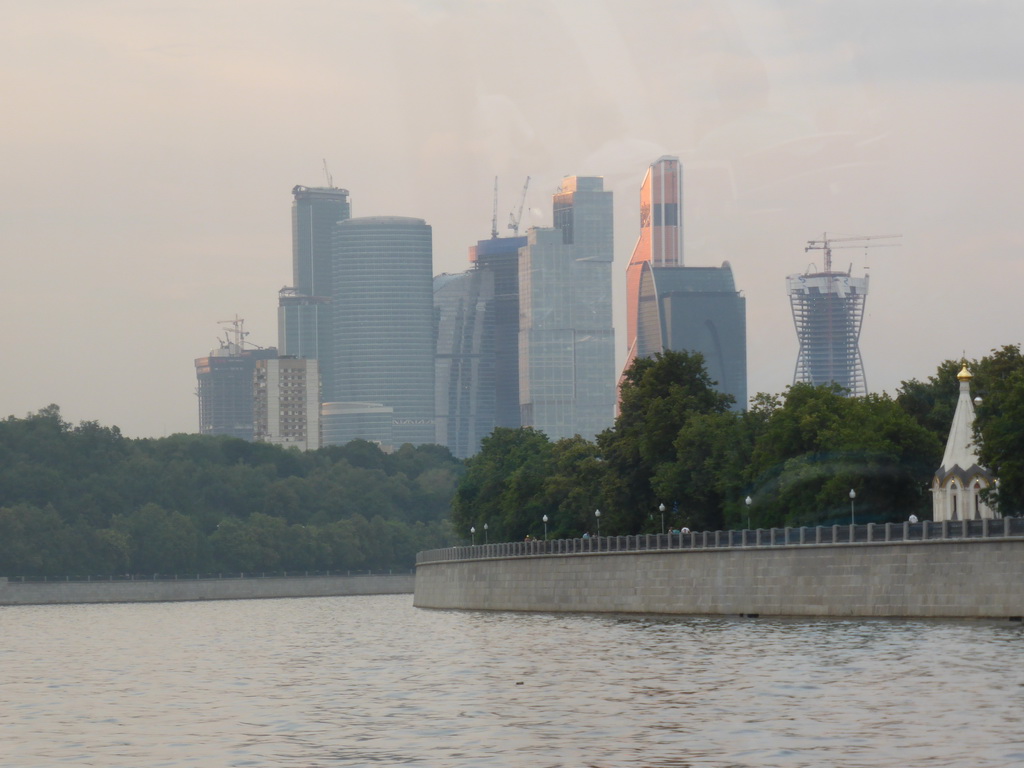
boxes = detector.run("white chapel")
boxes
[931,363,999,521]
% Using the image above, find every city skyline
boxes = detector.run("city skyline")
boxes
[4,1,1022,437]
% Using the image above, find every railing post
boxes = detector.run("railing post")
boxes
[1006,517,1012,537]
[832,524,839,544]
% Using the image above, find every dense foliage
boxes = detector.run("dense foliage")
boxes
[6,347,1021,574]
[0,406,460,578]
[454,348,1023,541]
[897,344,1024,515]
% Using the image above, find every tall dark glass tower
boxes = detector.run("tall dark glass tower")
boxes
[636,263,747,408]
[434,269,495,458]
[280,185,350,402]
[470,235,527,429]
[330,216,435,447]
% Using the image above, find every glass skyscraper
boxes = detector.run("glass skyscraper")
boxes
[519,177,615,442]
[636,264,747,408]
[623,157,747,409]
[624,156,683,375]
[433,269,495,458]
[470,235,527,429]
[330,216,435,447]
[281,185,351,402]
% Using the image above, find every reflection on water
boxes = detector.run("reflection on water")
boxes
[2,595,1023,767]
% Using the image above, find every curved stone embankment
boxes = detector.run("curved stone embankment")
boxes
[0,573,413,606]
[415,538,1024,619]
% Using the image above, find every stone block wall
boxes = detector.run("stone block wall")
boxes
[0,573,414,606]
[414,540,1024,619]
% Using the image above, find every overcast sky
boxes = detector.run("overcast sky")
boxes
[3,0,1023,437]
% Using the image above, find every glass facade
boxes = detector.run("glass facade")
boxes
[638,263,747,409]
[433,269,495,458]
[470,235,526,428]
[321,401,393,448]
[624,157,747,409]
[330,216,435,447]
[277,288,326,360]
[519,177,615,442]
[624,156,684,377]
[287,185,350,402]
[195,346,278,440]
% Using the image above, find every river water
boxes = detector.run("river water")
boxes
[3,594,1023,767]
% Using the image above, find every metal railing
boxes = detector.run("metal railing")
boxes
[417,517,1024,565]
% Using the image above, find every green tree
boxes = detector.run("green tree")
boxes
[113,503,201,574]
[539,436,607,538]
[973,345,1024,513]
[747,385,940,526]
[597,350,733,534]
[451,428,553,541]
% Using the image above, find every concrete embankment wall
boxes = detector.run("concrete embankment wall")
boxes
[0,573,414,606]
[414,540,1024,619]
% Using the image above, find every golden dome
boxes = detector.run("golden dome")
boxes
[957,363,973,382]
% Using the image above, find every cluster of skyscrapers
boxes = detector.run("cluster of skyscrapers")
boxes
[196,156,757,457]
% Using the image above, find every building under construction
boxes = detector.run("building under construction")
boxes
[195,317,277,440]
[787,234,898,397]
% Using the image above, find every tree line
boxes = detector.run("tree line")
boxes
[4,345,1021,576]
[0,406,460,578]
[452,346,1024,542]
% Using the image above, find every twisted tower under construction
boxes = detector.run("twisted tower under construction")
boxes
[787,234,898,396]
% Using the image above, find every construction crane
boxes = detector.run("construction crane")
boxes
[322,159,333,188]
[508,176,530,236]
[490,177,499,239]
[216,315,249,355]
[805,233,902,274]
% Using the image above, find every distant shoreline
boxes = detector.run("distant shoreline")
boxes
[0,573,414,606]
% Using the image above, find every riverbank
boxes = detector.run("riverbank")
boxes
[0,572,413,606]
[415,521,1024,619]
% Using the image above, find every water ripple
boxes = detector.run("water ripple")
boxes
[2,597,1023,766]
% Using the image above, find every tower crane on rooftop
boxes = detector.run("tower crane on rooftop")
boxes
[805,233,902,274]
[508,176,530,236]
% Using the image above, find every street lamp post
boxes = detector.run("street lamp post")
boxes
[542,514,548,540]
[659,503,666,535]
[595,508,601,538]
[483,523,488,544]
[849,489,856,526]
[745,495,752,530]
[470,526,476,546]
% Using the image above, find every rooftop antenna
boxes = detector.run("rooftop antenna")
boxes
[322,159,333,188]
[490,177,499,239]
